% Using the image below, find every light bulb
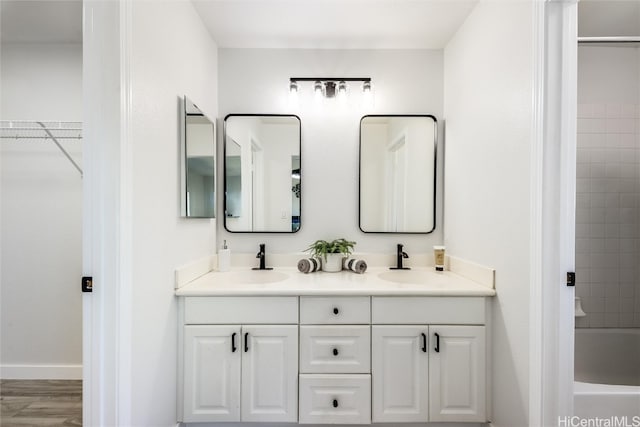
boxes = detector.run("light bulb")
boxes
[289,80,298,94]
[338,81,347,95]
[362,81,371,93]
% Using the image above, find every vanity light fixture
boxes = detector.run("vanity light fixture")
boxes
[290,77,372,99]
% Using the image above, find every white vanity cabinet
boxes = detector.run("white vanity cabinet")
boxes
[180,297,299,423]
[177,289,492,425]
[371,297,488,423]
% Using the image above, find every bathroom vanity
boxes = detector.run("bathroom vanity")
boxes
[176,265,495,425]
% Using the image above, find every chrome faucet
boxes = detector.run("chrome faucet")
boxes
[252,243,273,270]
[390,243,410,270]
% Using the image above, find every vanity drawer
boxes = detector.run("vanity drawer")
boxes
[372,296,486,324]
[184,297,298,324]
[300,297,370,324]
[300,326,371,374]
[299,374,371,424]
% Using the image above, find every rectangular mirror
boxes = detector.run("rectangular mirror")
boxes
[182,96,216,218]
[359,115,437,233]
[224,114,301,232]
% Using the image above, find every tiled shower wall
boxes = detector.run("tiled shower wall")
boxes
[576,102,640,327]
[575,46,640,328]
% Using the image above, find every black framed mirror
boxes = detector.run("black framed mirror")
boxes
[181,96,216,218]
[359,115,437,233]
[224,114,301,233]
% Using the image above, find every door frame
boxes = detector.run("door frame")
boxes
[529,0,577,425]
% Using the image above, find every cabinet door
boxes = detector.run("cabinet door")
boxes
[372,325,429,423]
[183,325,241,422]
[241,325,298,422]
[429,325,486,422]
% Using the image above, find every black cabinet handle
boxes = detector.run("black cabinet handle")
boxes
[434,332,440,353]
[244,332,249,352]
[332,399,338,408]
[332,348,339,356]
[333,307,339,315]
[421,333,427,353]
[231,332,237,352]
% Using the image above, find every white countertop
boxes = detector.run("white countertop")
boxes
[175,267,496,297]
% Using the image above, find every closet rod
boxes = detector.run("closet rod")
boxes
[578,36,640,44]
[36,121,83,177]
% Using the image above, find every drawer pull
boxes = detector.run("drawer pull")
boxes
[332,399,338,408]
[434,332,440,353]
[244,332,249,352]
[421,332,427,353]
[333,307,339,315]
[332,348,339,356]
[231,332,237,353]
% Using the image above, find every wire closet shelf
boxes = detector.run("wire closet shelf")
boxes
[1,120,83,176]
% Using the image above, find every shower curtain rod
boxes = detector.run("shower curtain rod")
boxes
[578,36,640,44]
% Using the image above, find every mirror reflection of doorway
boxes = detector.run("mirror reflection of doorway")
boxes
[386,133,407,231]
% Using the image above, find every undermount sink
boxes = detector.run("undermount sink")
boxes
[217,270,289,284]
[378,270,436,284]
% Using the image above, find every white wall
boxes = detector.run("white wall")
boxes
[575,46,640,328]
[218,49,444,255]
[128,1,218,424]
[1,43,83,378]
[444,2,534,426]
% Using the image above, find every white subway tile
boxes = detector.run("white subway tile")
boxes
[593,104,606,117]
[590,223,605,238]
[620,285,635,298]
[619,238,637,253]
[575,317,590,328]
[619,313,634,327]
[621,104,636,118]
[589,312,605,327]
[588,296,605,312]
[620,207,637,223]
[604,312,619,327]
[606,133,622,148]
[604,223,620,238]
[591,207,606,223]
[621,298,635,313]
[576,223,590,239]
[604,208,621,224]
[606,104,621,118]
[576,193,591,208]
[578,103,594,118]
[619,193,637,208]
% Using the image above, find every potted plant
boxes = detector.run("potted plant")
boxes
[305,238,356,272]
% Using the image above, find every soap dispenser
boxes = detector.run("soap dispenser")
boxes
[218,240,231,272]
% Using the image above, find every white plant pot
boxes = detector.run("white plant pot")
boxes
[323,253,344,272]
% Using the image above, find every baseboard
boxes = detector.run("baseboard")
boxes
[1,364,82,380]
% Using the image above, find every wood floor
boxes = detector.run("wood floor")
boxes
[0,380,82,426]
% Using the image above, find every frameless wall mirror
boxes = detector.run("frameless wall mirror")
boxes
[182,96,216,218]
[359,115,437,233]
[224,114,301,233]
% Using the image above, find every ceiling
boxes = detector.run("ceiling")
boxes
[191,0,478,49]
[1,0,82,43]
[2,0,637,47]
[578,0,640,37]
[0,0,478,48]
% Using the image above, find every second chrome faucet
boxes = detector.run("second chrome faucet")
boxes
[390,243,410,270]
